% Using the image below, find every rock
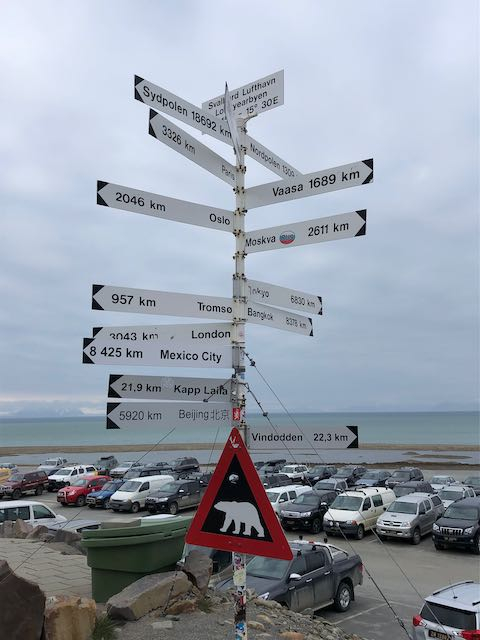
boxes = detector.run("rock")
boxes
[279,633,305,640]
[52,529,81,545]
[0,559,45,640]
[1,520,16,538]
[26,525,49,540]
[13,519,33,538]
[164,595,198,615]
[256,613,274,625]
[254,598,282,609]
[249,620,265,630]
[106,571,192,621]
[43,595,96,640]
[151,620,174,629]
[165,614,180,620]
[181,549,213,594]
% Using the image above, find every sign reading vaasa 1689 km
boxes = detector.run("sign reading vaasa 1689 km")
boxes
[246,159,373,209]
[249,425,359,451]
[107,401,232,430]
[97,181,233,232]
[245,210,366,254]
[108,374,231,401]
[83,338,233,368]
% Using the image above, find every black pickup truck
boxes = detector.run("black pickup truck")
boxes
[145,479,205,515]
[216,539,363,613]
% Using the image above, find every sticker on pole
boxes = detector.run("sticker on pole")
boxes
[186,428,292,560]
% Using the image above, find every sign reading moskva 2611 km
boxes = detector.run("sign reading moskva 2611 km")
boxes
[245,210,366,254]
[246,159,373,209]
[107,401,232,430]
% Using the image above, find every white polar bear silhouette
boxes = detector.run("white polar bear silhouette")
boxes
[214,501,265,537]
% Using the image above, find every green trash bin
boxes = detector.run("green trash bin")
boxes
[81,515,192,602]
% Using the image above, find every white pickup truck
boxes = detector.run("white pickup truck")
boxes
[280,464,309,483]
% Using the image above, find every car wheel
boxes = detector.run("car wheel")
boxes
[131,502,140,513]
[35,486,43,496]
[334,581,353,612]
[104,501,111,509]
[12,489,22,500]
[311,518,322,534]
[355,524,365,540]
[76,495,86,507]
[411,528,421,545]
[169,502,178,515]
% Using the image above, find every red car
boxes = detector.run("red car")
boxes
[57,475,110,507]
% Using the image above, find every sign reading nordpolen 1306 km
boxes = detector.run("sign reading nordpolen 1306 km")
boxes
[249,425,359,451]
[108,374,231,401]
[245,210,367,254]
[106,401,232,430]
[97,181,233,232]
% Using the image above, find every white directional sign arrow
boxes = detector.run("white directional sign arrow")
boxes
[246,159,373,209]
[202,70,284,119]
[92,323,239,345]
[244,134,302,179]
[249,425,359,451]
[247,279,322,316]
[107,401,232,430]
[148,110,236,186]
[92,285,313,336]
[108,374,232,402]
[245,210,367,254]
[83,337,233,369]
[135,75,233,146]
[97,181,233,232]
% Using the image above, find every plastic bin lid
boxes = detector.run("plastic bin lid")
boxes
[82,514,193,539]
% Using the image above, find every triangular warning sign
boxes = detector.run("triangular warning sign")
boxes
[186,428,292,560]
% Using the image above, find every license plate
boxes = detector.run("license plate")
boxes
[286,520,295,525]
[428,630,450,640]
[445,536,457,542]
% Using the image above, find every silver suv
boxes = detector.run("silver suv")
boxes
[376,493,444,544]
[413,581,480,639]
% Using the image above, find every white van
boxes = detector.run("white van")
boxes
[266,485,311,515]
[323,487,395,539]
[109,474,175,513]
[48,465,98,490]
[0,500,67,527]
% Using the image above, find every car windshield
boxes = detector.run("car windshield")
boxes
[464,476,480,486]
[361,472,379,479]
[281,466,296,473]
[443,506,478,521]
[71,479,88,487]
[315,482,334,490]
[246,555,290,580]
[42,460,57,466]
[119,481,141,492]
[388,501,417,514]
[394,486,415,497]
[267,492,281,503]
[122,462,136,467]
[292,494,319,506]
[54,469,71,476]
[310,466,325,473]
[331,496,362,510]
[420,602,477,629]
[438,489,463,501]
[156,482,179,493]
[101,482,118,491]
[431,476,449,484]
[391,471,410,480]
[335,469,352,478]
[6,473,23,482]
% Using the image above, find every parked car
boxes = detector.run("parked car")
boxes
[0,471,49,500]
[355,470,391,488]
[94,456,119,475]
[376,493,444,544]
[280,489,338,533]
[258,459,287,474]
[216,539,363,613]
[183,471,213,486]
[36,458,69,475]
[432,497,480,553]
[324,487,396,539]
[438,485,476,509]
[261,474,292,489]
[393,480,434,498]
[109,474,175,513]
[463,475,480,496]
[168,457,200,475]
[109,460,143,479]
[0,462,18,470]
[429,475,456,492]
[0,500,67,527]
[413,581,480,639]
[280,464,309,483]
[304,465,337,485]
[385,467,424,489]
[56,475,111,507]
[314,478,349,494]
[48,465,98,491]
[266,485,311,515]
[331,466,367,487]
[86,479,126,509]
[123,465,174,480]
[145,479,206,515]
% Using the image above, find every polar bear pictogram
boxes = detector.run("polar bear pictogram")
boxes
[214,500,265,537]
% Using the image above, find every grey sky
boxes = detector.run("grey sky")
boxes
[1,0,478,416]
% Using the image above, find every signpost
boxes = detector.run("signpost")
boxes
[108,374,231,401]
[97,181,233,232]
[249,425,359,451]
[106,401,232,430]
[246,158,373,209]
[88,70,374,639]
[245,210,367,254]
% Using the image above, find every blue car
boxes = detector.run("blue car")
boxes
[86,479,125,509]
